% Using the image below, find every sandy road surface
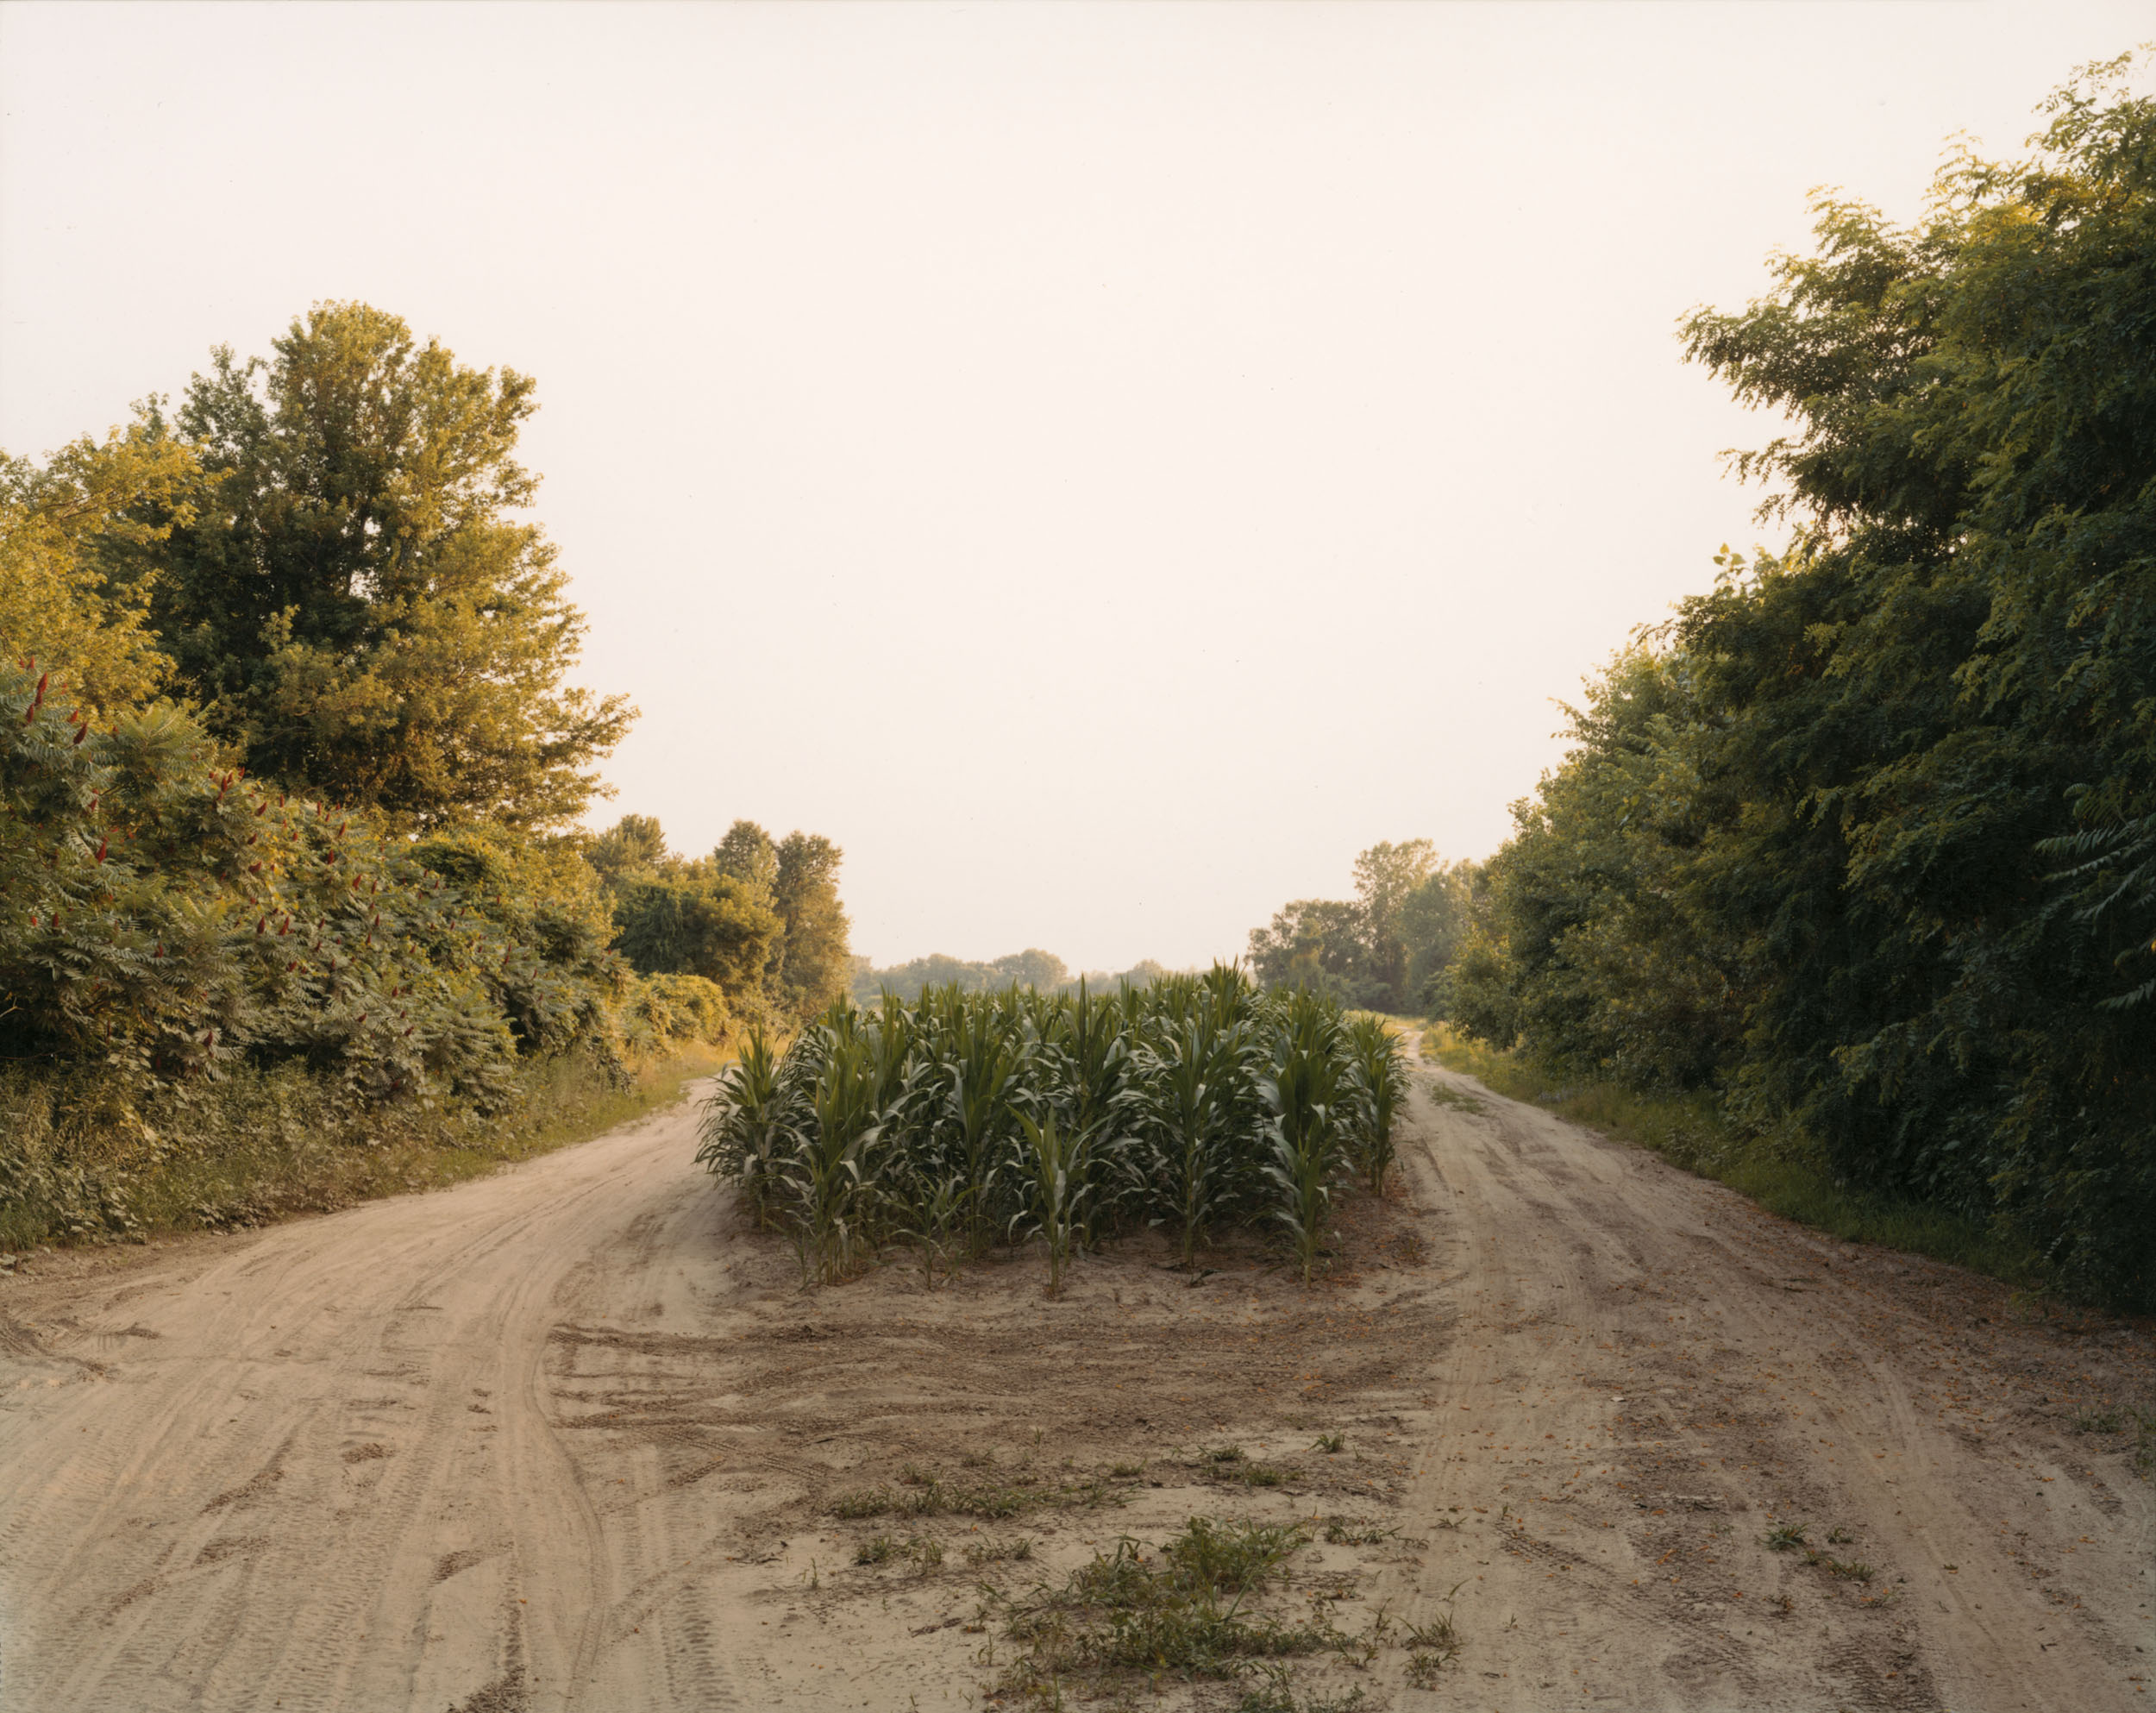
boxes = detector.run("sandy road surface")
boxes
[0,1051,2149,1711]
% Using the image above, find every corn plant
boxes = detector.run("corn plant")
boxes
[920,985,1033,1253]
[890,1165,970,1289]
[1006,1113,1097,1296]
[1344,1014,1408,1194]
[1039,977,1129,1139]
[694,969,1376,1289]
[1124,1012,1257,1268]
[768,1023,883,1283]
[1259,993,1351,1284]
[693,1025,797,1225]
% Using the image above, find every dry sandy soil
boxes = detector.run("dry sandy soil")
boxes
[2,1042,2150,1711]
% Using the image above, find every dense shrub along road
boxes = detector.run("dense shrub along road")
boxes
[1449,61,2156,1311]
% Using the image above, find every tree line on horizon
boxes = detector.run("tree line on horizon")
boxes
[838,838,1483,1016]
[847,948,1177,1003]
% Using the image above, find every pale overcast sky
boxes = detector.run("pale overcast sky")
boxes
[3,3,2147,970]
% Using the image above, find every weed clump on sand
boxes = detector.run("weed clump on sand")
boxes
[996,1517,1326,1691]
[984,1515,1454,1704]
[854,1534,943,1572]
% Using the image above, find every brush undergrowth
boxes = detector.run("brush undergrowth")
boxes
[1422,1026,2046,1291]
[0,1046,720,1252]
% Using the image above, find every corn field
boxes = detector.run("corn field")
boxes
[694,967,1407,1289]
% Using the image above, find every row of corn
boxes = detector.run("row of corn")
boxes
[694,966,1407,1290]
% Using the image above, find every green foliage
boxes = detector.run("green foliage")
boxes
[146,301,633,829]
[999,1516,1328,1690]
[1008,1113,1095,1296]
[769,831,853,1018]
[624,972,732,1051]
[1,426,201,713]
[589,814,849,1032]
[0,657,694,1250]
[0,1005,718,1255]
[1343,1015,1407,1194]
[0,308,715,1256]
[695,969,1375,1286]
[611,870,780,1006]
[1247,840,1476,1013]
[1125,999,1260,1267]
[1260,991,1352,1284]
[1451,59,2156,1310]
[1429,1026,2046,1289]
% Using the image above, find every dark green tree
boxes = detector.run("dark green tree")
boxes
[770,831,852,1017]
[586,813,667,888]
[1459,56,2156,1306]
[149,302,633,829]
[611,871,780,1007]
[1247,841,1475,1012]
[713,819,779,891]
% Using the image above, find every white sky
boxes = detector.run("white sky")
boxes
[3,3,2147,971]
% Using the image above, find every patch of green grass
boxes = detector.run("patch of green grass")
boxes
[853,1533,947,1572]
[1320,1516,1394,1546]
[1405,1652,1448,1689]
[1803,1547,1873,1581]
[999,1517,1331,1693]
[1422,1026,2044,1291]
[1241,1465,1287,1488]
[1311,1433,1344,1454]
[2072,1409,2125,1434]
[1764,1523,1808,1552]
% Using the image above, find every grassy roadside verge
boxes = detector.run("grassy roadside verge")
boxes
[1415,1022,2047,1293]
[0,1046,724,1254]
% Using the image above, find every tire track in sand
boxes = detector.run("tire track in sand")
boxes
[1366,1044,2151,1711]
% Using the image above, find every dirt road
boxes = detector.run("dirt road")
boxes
[1,1051,2148,1711]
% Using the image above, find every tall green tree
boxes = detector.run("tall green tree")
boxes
[770,831,853,1017]
[1459,56,2156,1306]
[713,819,779,892]
[585,813,667,887]
[591,813,851,1026]
[1351,839,1437,1006]
[1247,840,1476,1011]
[148,302,633,829]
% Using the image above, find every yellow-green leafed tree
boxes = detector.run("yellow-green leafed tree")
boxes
[0,425,200,711]
[149,302,635,831]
